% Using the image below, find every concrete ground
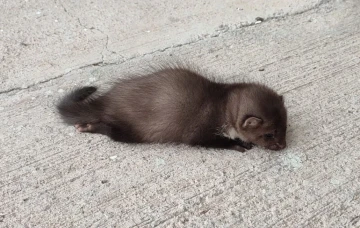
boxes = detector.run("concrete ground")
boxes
[1,0,359,227]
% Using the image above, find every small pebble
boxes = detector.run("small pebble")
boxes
[259,68,265,71]
[36,11,41,15]
[255,17,264,22]
[45,90,53,96]
[109,155,117,160]
[58,89,64,93]
[101,180,109,184]
[255,17,264,24]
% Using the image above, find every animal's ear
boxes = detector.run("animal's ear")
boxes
[242,117,262,129]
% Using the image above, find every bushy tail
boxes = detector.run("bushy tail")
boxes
[57,86,103,125]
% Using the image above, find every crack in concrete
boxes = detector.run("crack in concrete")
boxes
[74,18,116,62]
[96,28,119,63]
[0,61,104,95]
[56,0,119,62]
[1,0,334,95]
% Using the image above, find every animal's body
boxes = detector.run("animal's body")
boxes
[57,67,287,152]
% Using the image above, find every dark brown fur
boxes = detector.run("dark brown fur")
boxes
[57,67,287,152]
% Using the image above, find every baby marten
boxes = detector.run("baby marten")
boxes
[57,66,287,152]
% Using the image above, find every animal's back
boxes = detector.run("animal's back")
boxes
[102,68,221,143]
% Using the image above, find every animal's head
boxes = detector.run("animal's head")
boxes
[239,114,287,151]
[227,84,287,151]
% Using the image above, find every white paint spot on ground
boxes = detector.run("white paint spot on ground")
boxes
[330,176,346,186]
[155,158,166,167]
[89,77,97,82]
[282,153,303,170]
[330,178,341,185]
[16,125,24,131]
[36,11,41,15]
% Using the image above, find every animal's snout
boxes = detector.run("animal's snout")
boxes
[268,142,286,151]
[277,142,286,149]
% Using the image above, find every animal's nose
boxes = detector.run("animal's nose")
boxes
[268,142,286,151]
[269,144,280,151]
[277,142,286,149]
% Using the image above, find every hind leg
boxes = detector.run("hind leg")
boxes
[74,122,138,143]
[75,123,95,132]
[74,115,141,144]
[107,124,139,143]
[75,122,111,135]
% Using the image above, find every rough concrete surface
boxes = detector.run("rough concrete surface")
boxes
[0,0,359,227]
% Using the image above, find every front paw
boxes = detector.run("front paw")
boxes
[234,139,253,150]
[231,145,246,153]
[241,142,253,150]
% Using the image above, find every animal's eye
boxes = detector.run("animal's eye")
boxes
[264,133,274,139]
